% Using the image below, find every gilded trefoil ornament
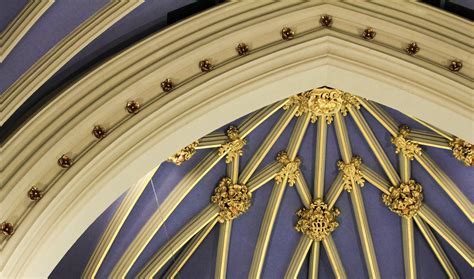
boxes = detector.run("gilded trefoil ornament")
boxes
[275,151,301,186]
[283,88,360,124]
[211,177,252,223]
[449,137,473,166]
[391,125,421,160]
[337,156,365,192]
[219,126,247,163]
[295,199,340,241]
[168,141,199,166]
[383,180,423,218]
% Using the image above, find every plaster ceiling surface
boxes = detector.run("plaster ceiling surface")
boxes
[51,91,473,278]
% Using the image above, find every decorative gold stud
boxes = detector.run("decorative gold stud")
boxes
[320,15,333,27]
[405,42,420,55]
[1,222,14,236]
[199,59,213,72]
[126,100,140,114]
[161,78,174,92]
[219,126,247,163]
[168,141,199,166]
[281,27,295,40]
[28,187,43,201]
[92,125,107,139]
[295,199,340,241]
[58,154,72,168]
[283,88,360,124]
[448,60,463,72]
[391,125,421,160]
[449,137,473,166]
[236,43,249,56]
[275,151,301,186]
[362,28,376,40]
[337,156,365,192]
[383,180,423,218]
[211,177,252,223]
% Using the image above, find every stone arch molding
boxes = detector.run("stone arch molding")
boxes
[0,2,472,277]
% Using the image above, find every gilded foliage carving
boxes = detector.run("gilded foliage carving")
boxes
[219,126,247,163]
[449,137,473,167]
[283,88,360,124]
[275,151,301,186]
[391,125,421,160]
[337,156,365,192]
[383,180,423,218]
[211,177,252,223]
[295,199,340,241]
[168,141,199,166]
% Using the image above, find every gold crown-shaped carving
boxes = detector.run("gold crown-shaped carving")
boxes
[211,177,252,223]
[283,88,360,124]
[337,156,365,192]
[391,125,421,160]
[275,151,301,186]
[295,199,340,241]
[449,137,473,167]
[383,180,423,218]
[219,126,247,163]
[168,141,199,166]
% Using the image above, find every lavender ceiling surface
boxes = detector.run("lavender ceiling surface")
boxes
[51,93,473,278]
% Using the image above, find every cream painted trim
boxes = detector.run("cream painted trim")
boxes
[0,0,54,62]
[0,0,144,125]
[0,2,472,277]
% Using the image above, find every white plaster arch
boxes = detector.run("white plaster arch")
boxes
[0,2,472,277]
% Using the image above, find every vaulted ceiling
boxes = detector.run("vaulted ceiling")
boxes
[52,89,472,278]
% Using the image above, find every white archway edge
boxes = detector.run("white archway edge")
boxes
[0,2,472,277]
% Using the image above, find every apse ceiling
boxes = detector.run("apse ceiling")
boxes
[52,88,473,278]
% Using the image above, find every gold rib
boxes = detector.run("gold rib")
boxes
[418,206,473,266]
[197,132,227,149]
[247,162,281,193]
[240,106,298,184]
[287,113,311,160]
[239,99,288,138]
[349,107,400,185]
[215,220,232,279]
[309,242,321,279]
[249,177,288,278]
[413,216,459,278]
[322,235,347,279]
[315,116,328,198]
[415,153,473,222]
[400,154,411,183]
[285,235,313,279]
[334,112,352,163]
[227,154,239,184]
[408,116,453,141]
[138,204,220,277]
[163,219,218,278]
[326,173,344,209]
[350,184,381,278]
[402,217,416,279]
[360,164,390,194]
[409,129,450,150]
[358,98,398,136]
[111,150,224,277]
[82,166,158,278]
[296,172,312,208]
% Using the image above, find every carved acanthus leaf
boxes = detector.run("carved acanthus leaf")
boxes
[168,141,199,166]
[383,180,423,218]
[449,137,473,167]
[219,126,247,163]
[391,125,421,160]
